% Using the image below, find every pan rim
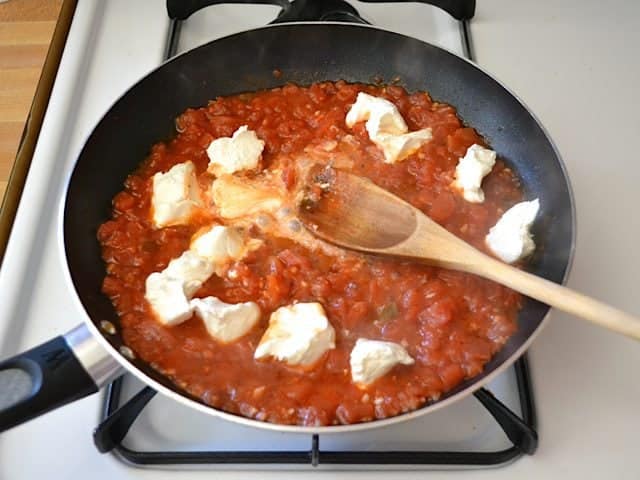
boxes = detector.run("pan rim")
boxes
[59,21,576,434]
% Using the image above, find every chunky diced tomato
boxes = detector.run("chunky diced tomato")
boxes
[98,82,523,427]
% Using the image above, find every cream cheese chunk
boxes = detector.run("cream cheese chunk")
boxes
[350,338,414,387]
[145,223,265,329]
[345,92,431,164]
[376,130,433,165]
[191,297,261,343]
[145,249,215,325]
[206,125,265,176]
[346,92,408,135]
[374,128,433,164]
[486,199,540,263]
[191,225,246,266]
[144,273,194,326]
[151,161,202,228]
[451,144,496,203]
[254,302,336,367]
[164,250,216,297]
[145,250,215,325]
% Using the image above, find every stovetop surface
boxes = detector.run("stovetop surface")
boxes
[1,0,639,479]
[109,367,521,455]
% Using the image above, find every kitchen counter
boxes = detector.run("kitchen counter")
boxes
[0,0,62,199]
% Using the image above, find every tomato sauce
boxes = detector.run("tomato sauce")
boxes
[98,81,523,426]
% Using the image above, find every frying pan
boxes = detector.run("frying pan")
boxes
[0,23,574,434]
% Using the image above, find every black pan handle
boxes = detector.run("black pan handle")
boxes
[167,0,475,22]
[0,325,121,433]
[360,0,475,21]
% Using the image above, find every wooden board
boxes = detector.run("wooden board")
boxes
[0,0,62,201]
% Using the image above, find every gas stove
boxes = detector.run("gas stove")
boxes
[1,1,639,479]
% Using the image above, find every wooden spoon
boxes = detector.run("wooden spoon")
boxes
[298,166,640,340]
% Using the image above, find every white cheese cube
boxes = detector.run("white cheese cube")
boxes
[350,338,414,387]
[345,92,431,163]
[376,129,433,164]
[145,272,194,326]
[191,297,261,343]
[345,92,408,135]
[486,199,540,263]
[191,225,245,264]
[451,144,496,203]
[254,302,336,367]
[164,250,215,297]
[145,249,217,325]
[151,161,202,228]
[206,125,265,176]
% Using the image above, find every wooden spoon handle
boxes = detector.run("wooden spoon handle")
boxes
[469,256,640,340]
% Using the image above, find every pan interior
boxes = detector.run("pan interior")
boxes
[63,24,573,427]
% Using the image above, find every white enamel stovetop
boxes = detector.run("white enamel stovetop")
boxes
[0,1,639,479]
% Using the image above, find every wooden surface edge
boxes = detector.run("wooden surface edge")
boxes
[0,0,77,263]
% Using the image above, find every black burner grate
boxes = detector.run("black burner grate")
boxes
[95,356,537,466]
[163,0,476,58]
[95,0,538,467]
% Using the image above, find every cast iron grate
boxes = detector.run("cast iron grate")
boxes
[94,356,537,466]
[95,0,538,467]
